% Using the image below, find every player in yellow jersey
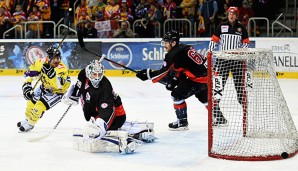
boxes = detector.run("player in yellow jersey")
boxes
[17,46,71,132]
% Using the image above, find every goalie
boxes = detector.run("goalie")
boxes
[63,59,156,153]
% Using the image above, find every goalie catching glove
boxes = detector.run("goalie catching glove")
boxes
[83,117,107,139]
[22,82,33,100]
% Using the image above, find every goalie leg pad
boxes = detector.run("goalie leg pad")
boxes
[119,121,157,143]
[73,135,120,153]
[72,129,143,153]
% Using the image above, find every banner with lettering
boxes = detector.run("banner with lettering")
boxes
[255,39,298,72]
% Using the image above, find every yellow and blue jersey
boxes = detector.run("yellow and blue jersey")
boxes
[24,57,70,94]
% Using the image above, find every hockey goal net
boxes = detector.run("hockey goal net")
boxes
[207,48,298,161]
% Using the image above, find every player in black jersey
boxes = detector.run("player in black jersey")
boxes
[208,6,250,126]
[136,30,208,131]
[64,60,126,139]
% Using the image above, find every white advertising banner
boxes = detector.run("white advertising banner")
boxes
[255,38,298,72]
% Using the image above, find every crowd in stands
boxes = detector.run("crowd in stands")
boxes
[0,0,282,39]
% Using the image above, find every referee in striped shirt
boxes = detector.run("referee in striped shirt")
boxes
[208,6,250,126]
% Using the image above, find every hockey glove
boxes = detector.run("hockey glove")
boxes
[166,77,179,91]
[84,117,107,139]
[22,82,33,100]
[41,63,56,79]
[136,69,150,81]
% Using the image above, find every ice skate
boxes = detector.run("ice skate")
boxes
[213,111,228,127]
[19,122,34,132]
[17,119,28,128]
[168,118,189,131]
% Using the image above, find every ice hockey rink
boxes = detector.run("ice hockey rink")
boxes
[1,76,298,171]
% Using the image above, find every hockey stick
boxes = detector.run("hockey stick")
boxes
[27,105,72,142]
[77,30,138,73]
[57,8,72,49]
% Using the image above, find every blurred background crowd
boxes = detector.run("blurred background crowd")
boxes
[0,0,289,39]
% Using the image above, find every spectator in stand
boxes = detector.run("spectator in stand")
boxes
[104,0,120,37]
[92,0,106,21]
[163,0,177,20]
[12,1,27,15]
[26,5,43,38]
[0,0,10,11]
[75,0,91,27]
[35,0,51,22]
[142,0,162,38]
[180,0,196,35]
[0,7,11,38]
[239,0,254,30]
[134,0,148,20]
[77,9,92,30]
[60,0,70,25]
[133,0,149,37]
[50,0,61,24]
[11,4,26,38]
[104,0,120,20]
[119,0,133,24]
[216,0,228,25]
[35,0,51,38]
[173,0,183,18]
[113,20,133,38]
[82,20,98,38]
[198,0,218,37]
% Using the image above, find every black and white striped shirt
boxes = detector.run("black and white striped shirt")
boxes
[208,20,250,51]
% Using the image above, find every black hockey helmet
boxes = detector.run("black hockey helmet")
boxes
[46,46,55,57]
[46,46,61,60]
[162,30,180,44]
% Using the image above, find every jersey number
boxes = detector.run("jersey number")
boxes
[188,48,206,65]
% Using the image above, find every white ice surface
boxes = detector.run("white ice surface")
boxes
[0,76,298,171]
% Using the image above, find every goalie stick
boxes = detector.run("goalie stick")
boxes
[77,30,138,73]
[27,105,72,142]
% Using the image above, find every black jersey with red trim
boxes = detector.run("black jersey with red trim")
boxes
[149,44,208,84]
[72,69,120,124]
[209,20,250,51]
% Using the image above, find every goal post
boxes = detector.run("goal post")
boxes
[207,48,298,161]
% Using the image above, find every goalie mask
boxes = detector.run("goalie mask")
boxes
[86,60,104,88]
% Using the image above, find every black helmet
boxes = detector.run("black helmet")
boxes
[52,48,61,58]
[46,46,60,60]
[162,30,180,44]
[46,46,55,57]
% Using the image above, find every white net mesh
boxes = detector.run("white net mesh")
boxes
[210,48,298,160]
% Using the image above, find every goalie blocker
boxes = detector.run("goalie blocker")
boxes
[73,121,157,153]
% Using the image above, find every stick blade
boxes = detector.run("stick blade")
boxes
[27,133,50,142]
